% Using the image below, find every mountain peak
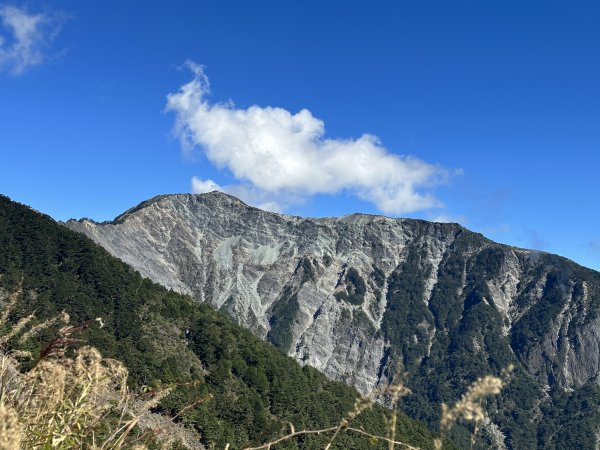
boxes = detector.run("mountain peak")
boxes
[103,191,248,224]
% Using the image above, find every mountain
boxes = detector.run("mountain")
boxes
[0,194,449,450]
[66,192,600,449]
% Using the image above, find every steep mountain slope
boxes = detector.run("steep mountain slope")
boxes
[0,194,450,450]
[67,192,600,449]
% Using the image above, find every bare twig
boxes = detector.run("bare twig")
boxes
[435,364,515,450]
[244,374,422,450]
[171,393,212,422]
[346,427,422,450]
[242,424,423,450]
[242,425,338,449]
[324,396,373,449]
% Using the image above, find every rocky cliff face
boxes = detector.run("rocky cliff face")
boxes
[66,192,600,449]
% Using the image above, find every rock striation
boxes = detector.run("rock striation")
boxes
[66,192,600,449]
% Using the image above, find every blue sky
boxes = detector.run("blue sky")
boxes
[1,1,599,270]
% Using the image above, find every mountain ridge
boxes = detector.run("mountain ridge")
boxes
[76,191,474,231]
[65,191,600,449]
[78,191,562,265]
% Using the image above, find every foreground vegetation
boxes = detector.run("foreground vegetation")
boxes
[1,308,504,450]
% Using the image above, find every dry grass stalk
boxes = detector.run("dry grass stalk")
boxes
[0,280,70,358]
[0,313,35,346]
[0,287,199,449]
[242,423,424,450]
[0,335,196,449]
[1,345,131,449]
[0,280,22,327]
[382,374,412,450]
[434,365,514,450]
[323,395,374,449]
[0,403,22,449]
[19,311,70,343]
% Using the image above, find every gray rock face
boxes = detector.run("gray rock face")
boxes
[66,192,600,449]
[67,194,454,390]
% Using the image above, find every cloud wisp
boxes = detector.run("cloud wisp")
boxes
[430,214,467,225]
[167,61,451,214]
[0,5,65,75]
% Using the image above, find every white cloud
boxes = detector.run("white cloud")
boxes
[191,176,223,194]
[168,62,451,214]
[0,5,65,75]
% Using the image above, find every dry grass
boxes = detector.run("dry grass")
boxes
[0,346,133,449]
[433,365,514,450]
[0,285,200,450]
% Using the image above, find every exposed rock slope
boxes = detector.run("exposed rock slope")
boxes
[66,192,600,449]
